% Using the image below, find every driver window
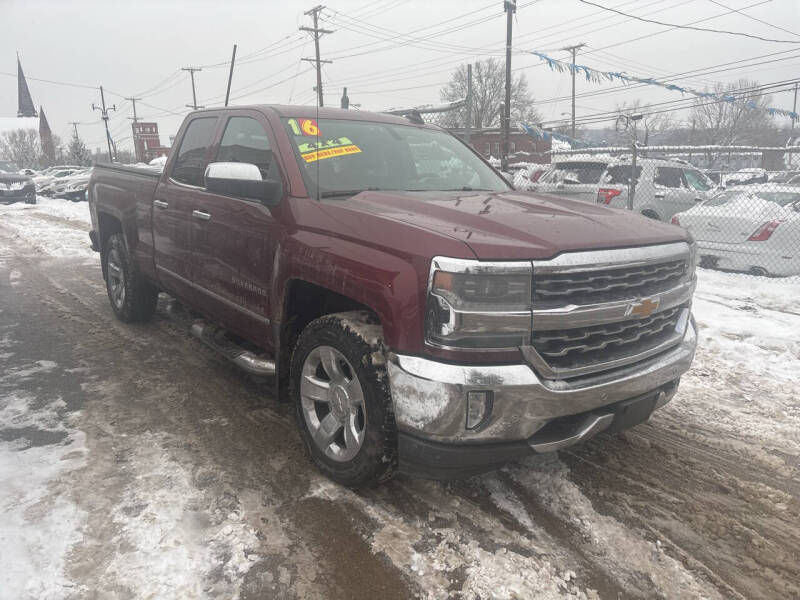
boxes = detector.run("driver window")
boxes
[654,167,684,189]
[217,117,279,180]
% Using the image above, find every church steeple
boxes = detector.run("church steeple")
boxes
[17,54,38,118]
[39,106,55,165]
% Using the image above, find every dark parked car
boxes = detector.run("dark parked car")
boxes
[0,162,36,204]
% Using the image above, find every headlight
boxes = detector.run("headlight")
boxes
[425,257,532,350]
[686,233,697,279]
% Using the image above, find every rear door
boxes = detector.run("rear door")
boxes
[152,115,219,302]
[189,111,284,345]
[653,166,694,219]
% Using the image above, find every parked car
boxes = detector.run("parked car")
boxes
[596,158,717,221]
[0,164,36,204]
[672,185,800,277]
[724,167,768,187]
[34,168,83,196]
[786,174,800,186]
[767,170,800,184]
[530,158,609,201]
[88,105,698,486]
[53,169,92,200]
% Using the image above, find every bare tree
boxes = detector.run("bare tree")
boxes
[0,129,41,169]
[691,79,776,166]
[615,99,674,146]
[440,59,541,129]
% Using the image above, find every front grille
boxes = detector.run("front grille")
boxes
[533,258,687,307]
[531,306,683,372]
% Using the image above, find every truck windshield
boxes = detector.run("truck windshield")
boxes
[282,117,510,196]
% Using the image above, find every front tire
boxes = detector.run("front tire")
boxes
[103,233,158,322]
[290,311,397,487]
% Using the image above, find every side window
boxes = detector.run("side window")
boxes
[171,117,217,187]
[654,167,684,189]
[216,117,279,181]
[683,169,712,191]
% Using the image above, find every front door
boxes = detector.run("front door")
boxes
[189,112,284,347]
[152,115,219,302]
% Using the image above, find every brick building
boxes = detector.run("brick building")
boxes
[449,128,552,164]
[132,122,171,163]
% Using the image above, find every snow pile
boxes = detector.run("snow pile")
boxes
[0,197,95,261]
[97,431,261,599]
[0,360,87,600]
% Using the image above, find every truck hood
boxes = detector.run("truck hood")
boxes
[334,190,688,260]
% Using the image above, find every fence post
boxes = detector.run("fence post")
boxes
[628,143,638,211]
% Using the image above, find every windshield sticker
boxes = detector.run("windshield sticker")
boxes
[301,143,362,163]
[298,136,362,162]
[288,118,320,137]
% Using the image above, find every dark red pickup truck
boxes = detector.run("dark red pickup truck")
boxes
[88,105,697,486]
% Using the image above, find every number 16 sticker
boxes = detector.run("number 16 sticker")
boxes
[288,118,321,136]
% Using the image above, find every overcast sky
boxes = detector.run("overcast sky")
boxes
[1,0,798,154]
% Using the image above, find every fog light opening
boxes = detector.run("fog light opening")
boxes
[466,390,494,430]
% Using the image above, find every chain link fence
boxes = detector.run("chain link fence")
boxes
[514,145,800,279]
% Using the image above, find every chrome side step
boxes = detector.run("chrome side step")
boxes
[190,322,276,376]
[529,413,614,453]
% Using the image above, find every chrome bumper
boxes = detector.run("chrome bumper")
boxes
[388,317,696,445]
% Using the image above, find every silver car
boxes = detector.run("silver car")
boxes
[530,158,609,202]
[672,185,800,277]
[597,159,717,221]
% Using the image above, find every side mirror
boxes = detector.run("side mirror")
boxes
[204,162,281,206]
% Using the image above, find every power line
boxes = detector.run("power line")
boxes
[576,0,800,44]
[706,0,800,38]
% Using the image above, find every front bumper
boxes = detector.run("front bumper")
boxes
[389,317,697,478]
[0,190,36,204]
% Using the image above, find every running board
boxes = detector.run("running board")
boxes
[190,322,276,376]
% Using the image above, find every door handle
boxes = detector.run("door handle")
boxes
[192,210,211,221]
[153,200,168,209]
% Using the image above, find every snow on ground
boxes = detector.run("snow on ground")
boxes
[679,268,800,454]
[0,197,95,261]
[0,355,87,600]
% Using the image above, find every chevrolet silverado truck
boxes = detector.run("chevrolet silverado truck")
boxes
[88,105,698,487]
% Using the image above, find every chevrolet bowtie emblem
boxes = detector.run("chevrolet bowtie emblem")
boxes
[627,298,660,318]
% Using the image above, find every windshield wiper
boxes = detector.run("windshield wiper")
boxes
[319,187,379,198]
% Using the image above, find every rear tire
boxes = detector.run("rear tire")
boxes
[641,210,660,220]
[290,311,397,488]
[103,233,158,323]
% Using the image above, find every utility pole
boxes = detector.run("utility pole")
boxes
[181,67,203,110]
[465,63,473,145]
[225,44,237,107]
[68,122,81,139]
[125,97,141,123]
[561,43,586,140]
[792,83,798,135]
[341,87,350,109]
[300,5,334,107]
[92,86,116,162]
[689,118,696,163]
[125,97,143,162]
[502,0,516,171]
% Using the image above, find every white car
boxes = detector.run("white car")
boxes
[53,169,92,200]
[672,185,800,277]
[34,168,83,195]
[530,159,609,202]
